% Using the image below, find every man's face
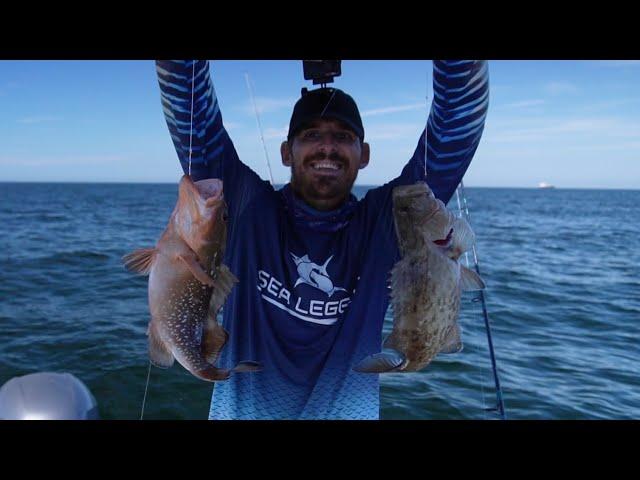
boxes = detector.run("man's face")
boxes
[281,119,370,211]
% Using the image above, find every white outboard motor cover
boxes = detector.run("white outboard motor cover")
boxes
[0,372,99,420]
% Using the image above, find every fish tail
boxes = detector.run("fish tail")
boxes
[192,366,233,382]
[231,360,262,373]
[193,361,261,382]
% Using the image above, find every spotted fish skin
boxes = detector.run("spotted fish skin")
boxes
[354,182,484,374]
[124,175,260,382]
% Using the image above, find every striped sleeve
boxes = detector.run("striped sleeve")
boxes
[155,60,269,219]
[398,60,489,204]
[156,60,227,180]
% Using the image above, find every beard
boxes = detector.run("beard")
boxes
[290,151,358,209]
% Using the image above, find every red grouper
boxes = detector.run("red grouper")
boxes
[123,175,261,381]
[354,182,486,374]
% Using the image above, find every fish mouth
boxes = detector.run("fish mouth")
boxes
[180,175,224,205]
[392,182,432,200]
[433,228,453,247]
[195,179,223,202]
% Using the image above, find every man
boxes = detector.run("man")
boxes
[155,60,489,419]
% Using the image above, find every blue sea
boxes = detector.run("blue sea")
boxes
[1,182,638,419]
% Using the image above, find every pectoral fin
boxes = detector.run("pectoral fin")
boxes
[353,350,406,373]
[440,324,463,354]
[208,264,239,316]
[123,248,156,275]
[201,317,229,365]
[460,265,486,291]
[178,253,215,286]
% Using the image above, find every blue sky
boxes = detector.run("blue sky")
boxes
[1,60,639,188]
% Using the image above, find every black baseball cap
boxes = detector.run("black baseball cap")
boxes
[287,87,364,141]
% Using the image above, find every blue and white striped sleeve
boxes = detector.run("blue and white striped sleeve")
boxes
[156,60,269,217]
[398,60,489,204]
[156,60,227,180]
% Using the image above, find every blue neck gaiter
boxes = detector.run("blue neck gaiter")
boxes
[280,183,358,233]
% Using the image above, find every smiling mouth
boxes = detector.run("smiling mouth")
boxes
[310,160,343,171]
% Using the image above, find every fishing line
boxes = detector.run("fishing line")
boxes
[455,186,488,419]
[140,60,197,420]
[245,72,275,186]
[424,65,429,180]
[188,60,196,177]
[140,361,152,420]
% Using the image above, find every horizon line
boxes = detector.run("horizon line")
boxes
[0,180,637,191]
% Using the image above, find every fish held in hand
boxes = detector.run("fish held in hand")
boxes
[354,182,485,374]
[123,175,261,381]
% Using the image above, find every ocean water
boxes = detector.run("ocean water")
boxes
[1,182,638,420]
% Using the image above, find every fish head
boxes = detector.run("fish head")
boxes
[392,183,455,254]
[173,175,228,260]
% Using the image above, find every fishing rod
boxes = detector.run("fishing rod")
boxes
[244,72,275,186]
[454,182,506,419]
[425,59,504,419]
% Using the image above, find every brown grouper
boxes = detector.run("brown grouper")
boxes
[123,175,260,381]
[354,182,485,373]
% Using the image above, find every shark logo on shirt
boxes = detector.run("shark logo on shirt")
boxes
[290,252,347,298]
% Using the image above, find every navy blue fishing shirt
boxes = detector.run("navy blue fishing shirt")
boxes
[155,60,489,419]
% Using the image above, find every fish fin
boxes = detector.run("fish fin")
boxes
[194,360,262,382]
[147,321,174,368]
[201,318,229,365]
[209,264,239,315]
[353,350,406,373]
[460,266,486,291]
[231,361,262,373]
[440,324,464,354]
[122,248,156,275]
[178,253,215,286]
[192,367,232,382]
[451,217,476,258]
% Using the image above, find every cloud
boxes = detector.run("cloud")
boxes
[240,97,296,116]
[0,154,129,167]
[365,123,422,141]
[485,116,640,144]
[545,82,579,95]
[592,60,640,68]
[222,121,243,131]
[17,115,63,124]
[500,99,546,109]
[262,126,289,140]
[563,141,640,152]
[361,103,426,117]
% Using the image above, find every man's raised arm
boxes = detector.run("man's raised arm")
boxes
[398,60,489,204]
[156,60,226,181]
[156,60,269,217]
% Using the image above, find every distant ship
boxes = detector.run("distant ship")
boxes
[538,182,555,189]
